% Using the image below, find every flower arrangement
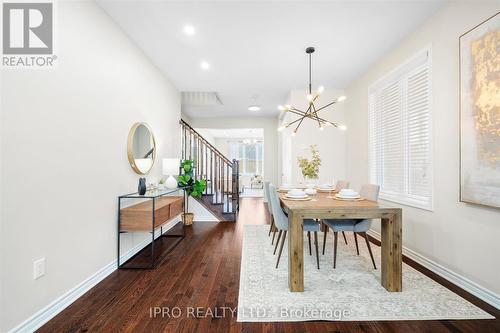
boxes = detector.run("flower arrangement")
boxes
[297,145,321,179]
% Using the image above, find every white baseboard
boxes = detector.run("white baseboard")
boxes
[8,218,182,333]
[367,229,500,310]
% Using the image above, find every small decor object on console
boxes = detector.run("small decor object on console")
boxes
[138,177,146,195]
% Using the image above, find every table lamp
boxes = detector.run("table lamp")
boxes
[162,158,180,189]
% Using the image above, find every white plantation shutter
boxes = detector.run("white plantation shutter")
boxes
[369,48,432,210]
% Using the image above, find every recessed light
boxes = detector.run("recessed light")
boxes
[200,61,210,70]
[248,105,261,111]
[184,25,195,36]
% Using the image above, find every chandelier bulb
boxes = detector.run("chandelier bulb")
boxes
[337,96,347,102]
[317,86,325,94]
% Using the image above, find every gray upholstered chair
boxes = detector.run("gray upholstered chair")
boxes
[322,184,380,269]
[264,181,277,244]
[324,180,351,246]
[268,184,321,269]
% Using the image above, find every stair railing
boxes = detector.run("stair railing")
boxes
[180,119,240,214]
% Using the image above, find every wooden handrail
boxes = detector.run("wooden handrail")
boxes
[180,119,233,165]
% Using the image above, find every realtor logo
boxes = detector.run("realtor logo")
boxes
[2,2,56,67]
[3,2,53,54]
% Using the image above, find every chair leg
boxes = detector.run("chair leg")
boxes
[307,231,312,255]
[271,228,277,245]
[333,231,338,269]
[314,231,320,269]
[274,230,282,255]
[276,231,287,268]
[363,232,377,269]
[268,215,274,236]
[342,231,348,245]
[354,232,360,255]
[322,227,328,255]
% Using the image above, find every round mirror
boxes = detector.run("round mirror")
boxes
[127,122,156,175]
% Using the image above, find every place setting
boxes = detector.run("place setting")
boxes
[282,188,313,201]
[316,183,336,193]
[331,188,364,201]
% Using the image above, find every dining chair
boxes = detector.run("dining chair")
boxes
[268,184,321,269]
[264,181,277,245]
[335,180,350,192]
[322,184,379,269]
[322,180,351,248]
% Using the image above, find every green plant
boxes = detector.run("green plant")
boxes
[297,145,321,179]
[159,178,165,184]
[177,159,207,198]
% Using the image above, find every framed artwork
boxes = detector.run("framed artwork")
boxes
[459,12,500,208]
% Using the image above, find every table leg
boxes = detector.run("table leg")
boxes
[381,211,402,292]
[288,211,304,292]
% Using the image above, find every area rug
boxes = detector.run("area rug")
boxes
[237,225,494,322]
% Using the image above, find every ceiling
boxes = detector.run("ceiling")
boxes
[98,1,443,118]
[198,128,264,139]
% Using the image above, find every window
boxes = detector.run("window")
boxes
[228,140,264,176]
[369,48,432,210]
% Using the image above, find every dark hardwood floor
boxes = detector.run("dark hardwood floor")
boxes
[39,198,499,333]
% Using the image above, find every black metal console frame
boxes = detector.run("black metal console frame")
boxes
[117,187,188,269]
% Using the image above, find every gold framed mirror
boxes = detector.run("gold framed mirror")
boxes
[127,122,156,175]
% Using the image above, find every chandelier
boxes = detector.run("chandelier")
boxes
[278,47,346,136]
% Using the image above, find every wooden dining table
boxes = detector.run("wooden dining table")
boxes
[279,191,402,292]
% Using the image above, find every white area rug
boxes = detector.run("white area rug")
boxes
[237,225,494,322]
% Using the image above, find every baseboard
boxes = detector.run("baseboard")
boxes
[367,230,500,310]
[8,218,182,333]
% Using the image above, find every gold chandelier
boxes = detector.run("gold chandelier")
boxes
[278,47,346,136]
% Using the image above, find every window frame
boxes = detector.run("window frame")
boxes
[368,47,434,211]
[228,140,264,177]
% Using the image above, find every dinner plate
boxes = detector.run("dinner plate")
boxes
[286,194,308,199]
[283,196,312,201]
[317,188,335,192]
[334,194,362,200]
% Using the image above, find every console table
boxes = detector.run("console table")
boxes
[117,187,187,269]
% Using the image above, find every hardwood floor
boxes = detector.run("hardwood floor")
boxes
[39,198,499,333]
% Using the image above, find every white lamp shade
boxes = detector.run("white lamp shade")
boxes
[162,158,180,176]
[135,158,153,173]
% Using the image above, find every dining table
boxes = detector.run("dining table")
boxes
[279,191,402,292]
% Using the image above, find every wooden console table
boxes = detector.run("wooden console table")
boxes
[117,187,187,269]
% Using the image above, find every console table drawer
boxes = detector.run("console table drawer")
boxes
[120,195,184,232]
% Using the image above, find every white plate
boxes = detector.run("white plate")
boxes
[335,194,361,199]
[286,194,308,199]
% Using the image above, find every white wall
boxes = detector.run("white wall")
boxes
[345,2,500,298]
[0,2,181,331]
[194,128,216,146]
[189,117,279,185]
[279,89,347,185]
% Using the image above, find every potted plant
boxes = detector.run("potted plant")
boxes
[177,159,207,226]
[297,145,321,186]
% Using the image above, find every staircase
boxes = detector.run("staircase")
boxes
[180,119,240,222]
